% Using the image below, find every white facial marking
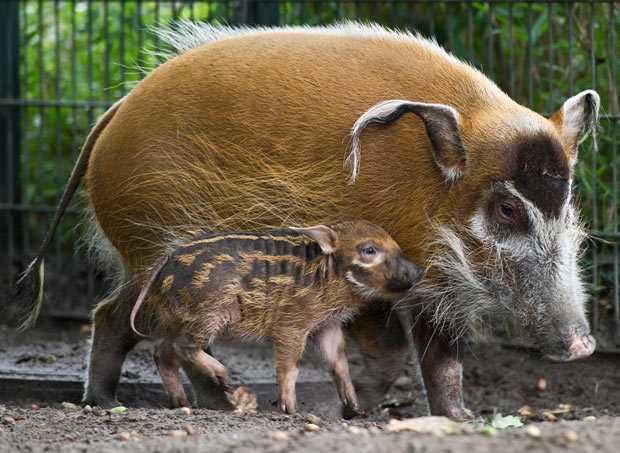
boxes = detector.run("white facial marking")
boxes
[345,270,378,299]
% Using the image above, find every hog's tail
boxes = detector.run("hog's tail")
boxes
[10,97,126,331]
[130,254,170,338]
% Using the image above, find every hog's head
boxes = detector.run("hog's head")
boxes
[349,90,599,361]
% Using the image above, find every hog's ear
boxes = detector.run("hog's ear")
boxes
[550,90,600,166]
[347,99,467,184]
[290,225,338,254]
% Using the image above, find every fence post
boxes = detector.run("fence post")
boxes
[241,0,280,26]
[0,0,21,260]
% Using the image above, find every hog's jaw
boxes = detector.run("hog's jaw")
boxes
[411,184,595,361]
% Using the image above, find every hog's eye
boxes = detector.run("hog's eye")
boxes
[361,246,377,256]
[500,203,514,219]
[496,199,517,223]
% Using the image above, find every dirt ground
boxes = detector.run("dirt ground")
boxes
[0,323,619,452]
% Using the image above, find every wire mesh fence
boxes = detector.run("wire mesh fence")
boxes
[0,0,618,348]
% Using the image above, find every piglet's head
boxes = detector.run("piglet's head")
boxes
[293,221,422,300]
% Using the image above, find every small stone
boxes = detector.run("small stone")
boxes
[481,426,496,436]
[526,426,542,438]
[385,416,460,435]
[305,413,321,425]
[82,405,93,414]
[368,426,381,435]
[304,423,320,433]
[583,416,596,422]
[393,375,413,390]
[30,404,40,411]
[61,402,79,411]
[347,426,366,435]
[183,424,195,436]
[563,430,578,442]
[117,432,131,442]
[168,429,188,437]
[1,416,15,426]
[92,408,103,416]
[542,411,557,422]
[518,405,533,417]
[536,378,547,391]
[178,407,192,416]
[270,430,291,441]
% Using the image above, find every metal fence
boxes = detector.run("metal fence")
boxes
[0,0,618,347]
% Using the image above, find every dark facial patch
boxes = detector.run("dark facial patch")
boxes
[510,133,570,218]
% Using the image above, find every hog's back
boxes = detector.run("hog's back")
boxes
[84,31,513,272]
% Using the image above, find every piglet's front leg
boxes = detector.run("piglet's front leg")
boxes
[273,336,305,414]
[314,322,362,419]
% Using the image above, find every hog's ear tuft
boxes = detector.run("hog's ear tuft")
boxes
[290,225,338,254]
[346,99,467,184]
[550,90,600,166]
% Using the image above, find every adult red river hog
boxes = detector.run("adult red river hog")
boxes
[13,22,599,419]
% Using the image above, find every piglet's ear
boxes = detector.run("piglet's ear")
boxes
[550,90,600,166]
[290,225,338,254]
[346,99,467,184]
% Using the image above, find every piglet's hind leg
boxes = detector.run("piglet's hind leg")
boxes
[154,340,190,408]
[172,336,234,395]
[314,322,361,418]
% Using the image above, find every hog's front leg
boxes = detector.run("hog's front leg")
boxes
[313,322,361,418]
[273,336,306,414]
[413,318,473,420]
[346,305,411,411]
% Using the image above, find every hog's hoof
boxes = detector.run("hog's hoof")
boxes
[342,404,366,420]
[81,394,120,409]
[444,406,474,421]
[168,396,191,409]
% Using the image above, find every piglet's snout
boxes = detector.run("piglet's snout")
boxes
[389,256,423,291]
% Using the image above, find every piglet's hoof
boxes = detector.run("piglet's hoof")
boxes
[277,398,297,414]
[227,386,257,414]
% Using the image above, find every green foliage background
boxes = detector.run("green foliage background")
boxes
[9,0,620,326]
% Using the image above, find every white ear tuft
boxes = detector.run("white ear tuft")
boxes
[345,99,467,184]
[552,90,600,165]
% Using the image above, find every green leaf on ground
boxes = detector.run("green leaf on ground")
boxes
[490,414,524,429]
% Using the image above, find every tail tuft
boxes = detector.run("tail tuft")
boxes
[8,256,46,331]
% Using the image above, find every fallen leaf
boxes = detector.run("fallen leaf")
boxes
[109,406,128,414]
[490,414,523,429]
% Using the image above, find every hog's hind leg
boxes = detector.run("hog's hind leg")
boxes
[83,283,141,408]
[314,322,361,419]
[154,340,190,408]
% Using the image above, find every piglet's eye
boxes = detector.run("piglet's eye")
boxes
[361,246,377,256]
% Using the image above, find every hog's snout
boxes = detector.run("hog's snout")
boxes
[544,328,596,362]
